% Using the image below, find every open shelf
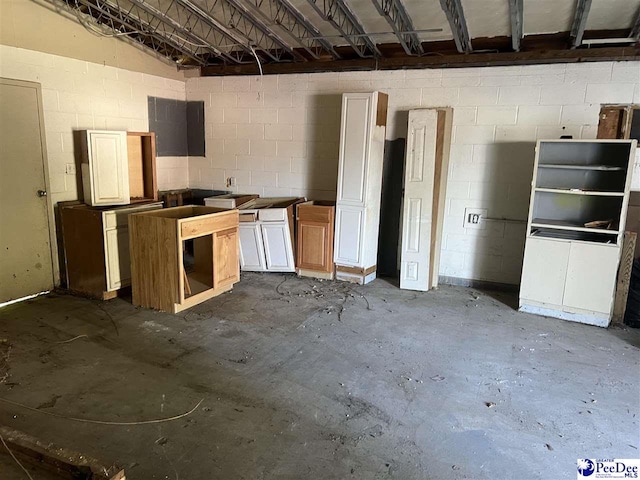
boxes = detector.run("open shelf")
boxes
[530,227,617,244]
[534,188,625,197]
[538,164,623,171]
[531,218,619,235]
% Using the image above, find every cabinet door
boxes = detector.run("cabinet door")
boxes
[519,237,570,306]
[563,243,619,314]
[105,226,130,291]
[298,221,331,272]
[214,228,239,288]
[261,223,295,271]
[86,131,129,206]
[334,205,364,266]
[238,223,266,271]
[336,94,372,206]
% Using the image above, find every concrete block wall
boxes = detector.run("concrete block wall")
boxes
[0,44,189,286]
[0,44,188,208]
[187,61,640,285]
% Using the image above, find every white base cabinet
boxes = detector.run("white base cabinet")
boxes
[520,238,619,327]
[237,198,302,273]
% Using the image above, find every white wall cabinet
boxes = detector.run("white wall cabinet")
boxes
[81,130,130,206]
[519,139,637,327]
[334,92,388,284]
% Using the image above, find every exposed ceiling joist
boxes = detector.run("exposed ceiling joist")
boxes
[631,6,640,40]
[215,0,306,61]
[570,0,593,48]
[63,0,208,65]
[244,0,339,59]
[307,0,382,58]
[174,0,258,64]
[439,0,472,53]
[508,0,523,52]
[122,0,240,64]
[371,0,423,56]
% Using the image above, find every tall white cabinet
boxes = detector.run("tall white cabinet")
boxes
[334,92,388,284]
[519,139,637,327]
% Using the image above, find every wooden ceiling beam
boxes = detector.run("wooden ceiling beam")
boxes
[201,44,639,76]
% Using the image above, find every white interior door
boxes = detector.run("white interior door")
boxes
[0,78,54,303]
[400,109,438,291]
[238,223,266,271]
[261,223,295,271]
[85,130,129,206]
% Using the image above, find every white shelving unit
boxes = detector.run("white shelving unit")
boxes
[519,139,637,327]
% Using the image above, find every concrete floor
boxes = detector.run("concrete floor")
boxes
[0,272,638,479]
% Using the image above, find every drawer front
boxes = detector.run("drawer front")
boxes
[104,203,162,229]
[204,198,236,208]
[297,205,334,223]
[181,211,239,238]
[258,208,287,222]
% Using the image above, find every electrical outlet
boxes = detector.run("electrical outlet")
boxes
[226,176,236,187]
[464,208,487,229]
[65,163,76,175]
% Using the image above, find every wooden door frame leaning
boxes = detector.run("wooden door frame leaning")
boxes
[612,231,637,325]
[129,206,240,313]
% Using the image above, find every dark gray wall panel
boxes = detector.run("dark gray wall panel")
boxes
[148,97,205,157]
[187,101,205,156]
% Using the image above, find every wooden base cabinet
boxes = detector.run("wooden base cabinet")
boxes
[129,206,240,313]
[296,201,335,280]
[334,92,388,285]
[61,202,163,299]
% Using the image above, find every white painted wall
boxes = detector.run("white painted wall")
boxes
[186,61,640,285]
[0,44,188,207]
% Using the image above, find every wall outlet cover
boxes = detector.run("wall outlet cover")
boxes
[65,163,76,175]
[464,208,487,229]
